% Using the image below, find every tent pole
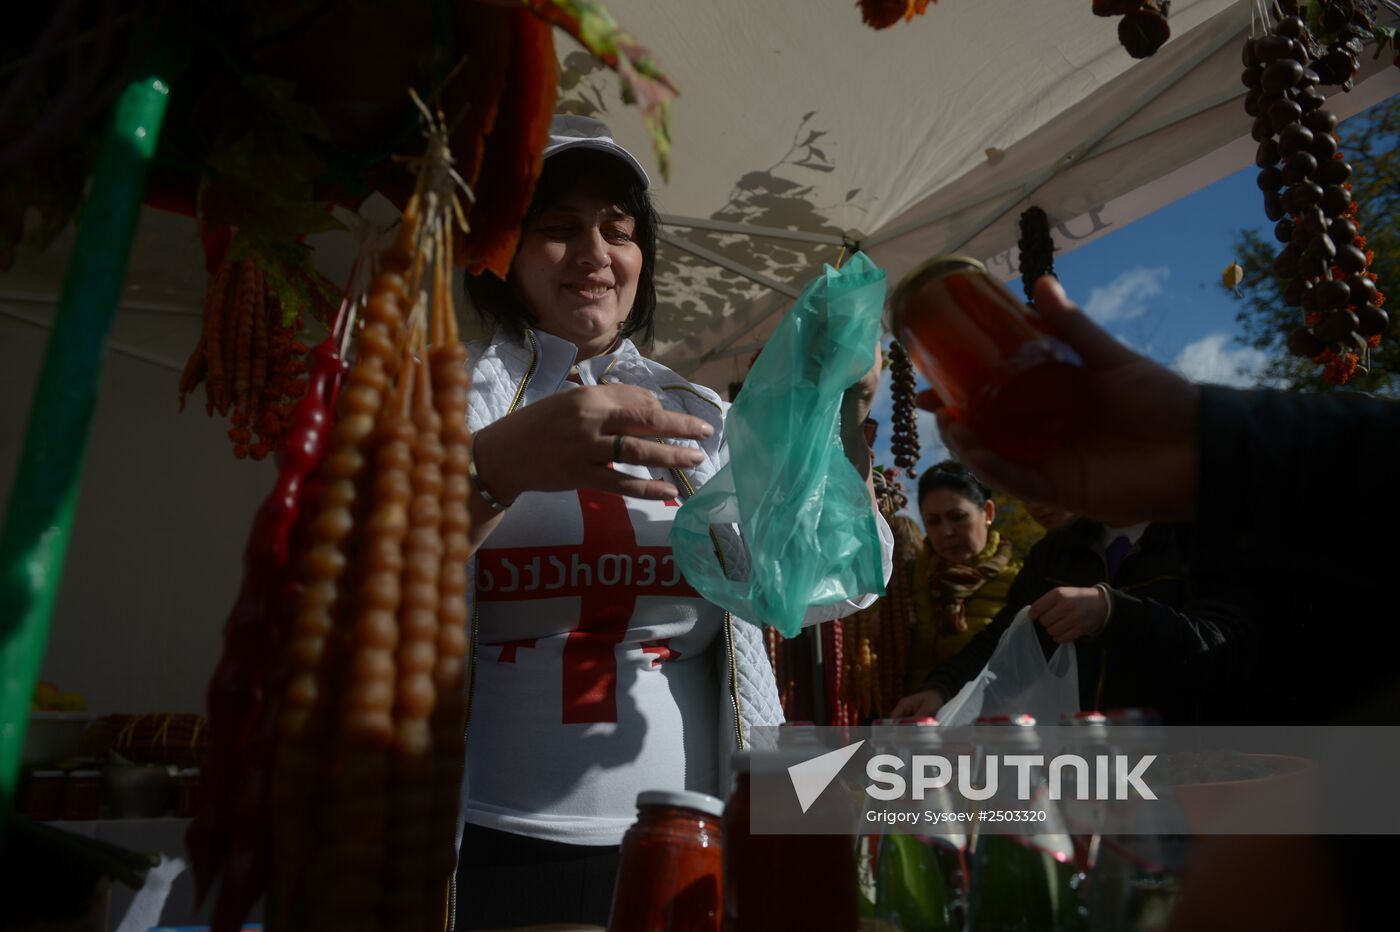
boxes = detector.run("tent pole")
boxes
[0,73,171,829]
[938,12,1246,255]
[865,6,1250,251]
[0,290,203,319]
[658,230,803,298]
[660,214,846,247]
[862,83,1243,251]
[692,13,1246,373]
[0,306,185,373]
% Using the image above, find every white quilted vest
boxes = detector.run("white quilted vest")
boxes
[462,327,793,797]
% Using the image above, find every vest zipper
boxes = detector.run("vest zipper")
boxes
[667,458,745,752]
[448,329,538,932]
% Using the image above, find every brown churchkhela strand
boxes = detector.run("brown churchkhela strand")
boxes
[268,203,416,930]
[425,238,472,929]
[384,322,446,931]
[316,354,415,931]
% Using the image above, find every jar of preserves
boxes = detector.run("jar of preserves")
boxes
[722,752,859,931]
[889,256,1089,462]
[63,769,102,820]
[174,768,200,818]
[609,789,725,932]
[23,770,65,821]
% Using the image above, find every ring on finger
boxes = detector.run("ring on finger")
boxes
[611,433,625,463]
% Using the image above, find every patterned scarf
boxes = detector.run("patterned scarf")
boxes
[925,530,1014,634]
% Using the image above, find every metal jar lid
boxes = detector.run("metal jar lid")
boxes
[637,789,726,818]
[888,254,987,333]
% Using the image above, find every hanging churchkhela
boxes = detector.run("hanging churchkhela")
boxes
[1244,1,1388,384]
[888,341,921,479]
[189,97,474,932]
[1017,206,1057,306]
[1093,1,1172,59]
[274,99,472,932]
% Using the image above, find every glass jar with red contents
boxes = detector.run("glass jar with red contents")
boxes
[889,256,1089,462]
[63,769,102,820]
[23,770,65,821]
[722,752,859,931]
[609,789,726,932]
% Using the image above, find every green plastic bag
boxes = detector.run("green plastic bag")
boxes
[670,251,886,636]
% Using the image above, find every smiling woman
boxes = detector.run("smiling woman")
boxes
[465,137,659,356]
[512,192,643,355]
[451,115,893,929]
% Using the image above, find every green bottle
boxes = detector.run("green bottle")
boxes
[875,833,964,932]
[870,719,967,932]
[966,715,1087,932]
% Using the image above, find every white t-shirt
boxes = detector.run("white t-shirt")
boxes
[462,464,722,845]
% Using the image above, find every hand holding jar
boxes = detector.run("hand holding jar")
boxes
[911,274,1200,527]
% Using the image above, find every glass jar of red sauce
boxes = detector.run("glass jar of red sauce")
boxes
[722,752,859,931]
[609,789,725,932]
[889,256,1089,462]
[63,769,102,820]
[23,770,65,821]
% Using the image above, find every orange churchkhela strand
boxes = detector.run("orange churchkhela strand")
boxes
[266,96,475,930]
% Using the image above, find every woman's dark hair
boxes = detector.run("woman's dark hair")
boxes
[917,460,992,510]
[463,147,659,346]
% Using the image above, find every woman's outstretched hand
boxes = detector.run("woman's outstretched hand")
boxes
[938,276,1202,526]
[473,383,715,504]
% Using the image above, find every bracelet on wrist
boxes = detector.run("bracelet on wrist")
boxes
[467,433,511,512]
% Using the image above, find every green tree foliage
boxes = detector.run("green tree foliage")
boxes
[1231,96,1398,395]
[993,496,1047,563]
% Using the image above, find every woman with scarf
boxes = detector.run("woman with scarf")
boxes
[906,461,1019,691]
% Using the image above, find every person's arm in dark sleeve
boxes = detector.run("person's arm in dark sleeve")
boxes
[1194,386,1400,587]
[1095,564,1258,685]
[920,534,1055,700]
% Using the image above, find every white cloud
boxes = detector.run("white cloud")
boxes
[1172,333,1268,387]
[916,407,951,466]
[1082,266,1171,323]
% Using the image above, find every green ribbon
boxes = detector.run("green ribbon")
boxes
[0,74,170,826]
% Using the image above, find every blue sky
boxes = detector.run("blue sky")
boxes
[869,96,1390,491]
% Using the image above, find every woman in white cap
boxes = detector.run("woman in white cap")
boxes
[454,114,891,927]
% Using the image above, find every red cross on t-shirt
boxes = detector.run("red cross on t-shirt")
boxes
[474,488,699,723]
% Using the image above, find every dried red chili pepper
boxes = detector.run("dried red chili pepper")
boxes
[189,331,348,930]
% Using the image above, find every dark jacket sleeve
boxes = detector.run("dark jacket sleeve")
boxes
[919,532,1056,699]
[1194,386,1400,587]
[1097,554,1258,686]
[1192,387,1400,722]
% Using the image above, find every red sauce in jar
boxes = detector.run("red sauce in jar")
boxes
[609,789,725,932]
[63,769,102,821]
[722,754,859,931]
[23,770,65,822]
[890,257,1089,462]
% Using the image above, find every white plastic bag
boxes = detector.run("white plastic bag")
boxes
[936,608,1079,726]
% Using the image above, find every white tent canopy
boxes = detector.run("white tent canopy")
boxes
[2,0,1397,712]
[585,0,1397,387]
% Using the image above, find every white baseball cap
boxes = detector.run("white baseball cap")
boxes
[543,114,650,190]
